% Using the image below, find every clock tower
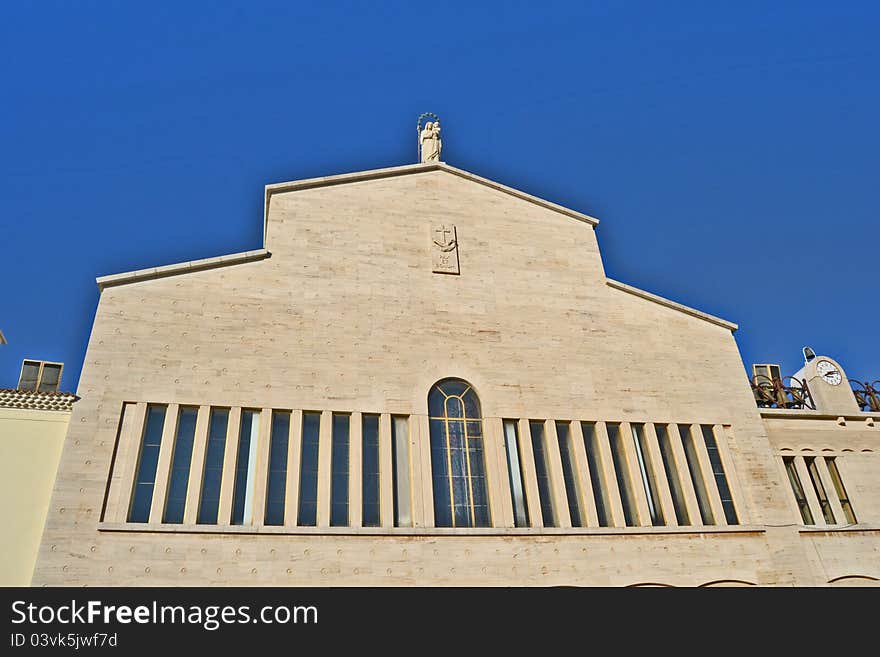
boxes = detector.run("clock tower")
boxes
[794,352,860,414]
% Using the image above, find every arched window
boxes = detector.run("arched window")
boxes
[428,379,490,527]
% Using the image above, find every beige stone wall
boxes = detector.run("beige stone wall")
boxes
[0,407,70,585]
[31,167,877,585]
[762,412,880,585]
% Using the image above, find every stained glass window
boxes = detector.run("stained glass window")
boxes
[429,379,490,527]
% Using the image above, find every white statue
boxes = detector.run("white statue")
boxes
[420,120,442,162]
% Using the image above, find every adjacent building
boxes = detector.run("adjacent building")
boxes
[31,125,879,586]
[1,360,77,585]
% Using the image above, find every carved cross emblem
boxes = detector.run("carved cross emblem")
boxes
[431,223,460,274]
[433,225,456,251]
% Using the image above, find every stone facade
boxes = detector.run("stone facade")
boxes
[32,162,879,586]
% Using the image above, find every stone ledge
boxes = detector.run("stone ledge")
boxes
[605,278,739,332]
[759,408,880,421]
[97,522,766,537]
[96,249,271,291]
[798,524,880,534]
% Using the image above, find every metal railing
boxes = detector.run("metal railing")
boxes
[851,380,880,412]
[751,375,815,410]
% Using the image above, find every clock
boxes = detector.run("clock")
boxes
[816,360,842,386]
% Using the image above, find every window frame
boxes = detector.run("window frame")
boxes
[111,399,757,536]
[197,407,230,525]
[17,359,64,393]
[162,405,199,524]
[782,455,815,525]
[330,412,351,527]
[503,419,530,528]
[127,404,168,523]
[428,379,491,528]
[824,457,856,525]
[361,414,382,528]
[264,409,292,527]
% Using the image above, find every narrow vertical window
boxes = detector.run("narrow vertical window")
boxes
[655,424,689,525]
[783,456,814,525]
[678,424,714,525]
[391,416,412,527]
[37,363,62,393]
[804,457,836,524]
[128,405,167,523]
[163,406,198,524]
[581,422,611,527]
[466,418,490,528]
[556,422,584,527]
[264,411,290,526]
[361,414,381,527]
[231,409,260,525]
[430,411,452,528]
[17,360,40,391]
[197,408,228,524]
[700,425,738,524]
[297,412,320,527]
[330,413,351,527]
[428,380,490,528]
[825,458,856,524]
[631,423,664,526]
[503,419,529,528]
[529,420,556,527]
[607,423,639,527]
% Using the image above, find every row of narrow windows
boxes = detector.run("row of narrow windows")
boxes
[503,419,738,529]
[128,405,436,528]
[125,378,739,529]
[130,407,389,527]
[782,455,856,526]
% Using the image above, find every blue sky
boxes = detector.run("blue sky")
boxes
[1,1,878,391]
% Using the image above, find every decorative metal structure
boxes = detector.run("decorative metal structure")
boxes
[751,373,815,410]
[851,380,880,412]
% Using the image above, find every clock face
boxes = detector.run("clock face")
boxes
[816,360,842,386]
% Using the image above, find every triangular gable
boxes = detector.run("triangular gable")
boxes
[262,161,600,244]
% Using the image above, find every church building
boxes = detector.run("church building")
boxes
[32,118,879,586]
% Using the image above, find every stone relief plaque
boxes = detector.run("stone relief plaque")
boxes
[431,224,460,274]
